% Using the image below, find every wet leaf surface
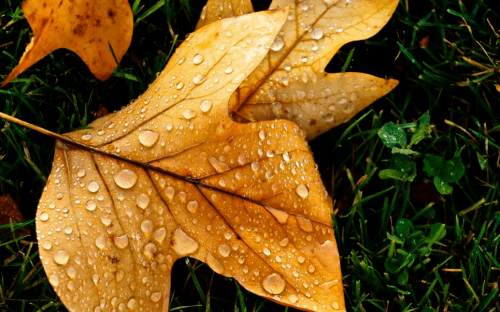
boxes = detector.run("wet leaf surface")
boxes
[36,11,345,312]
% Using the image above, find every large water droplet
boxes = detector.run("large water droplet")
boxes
[193,74,205,85]
[86,200,97,211]
[151,292,162,303]
[154,227,167,243]
[67,267,77,279]
[81,134,93,141]
[77,169,86,177]
[251,162,261,172]
[295,185,309,199]
[193,54,204,65]
[288,294,299,304]
[262,273,286,295]
[54,250,70,265]
[114,234,129,249]
[49,274,59,286]
[40,212,49,221]
[200,100,213,113]
[225,66,233,74]
[95,236,106,249]
[165,186,175,200]
[187,200,198,213]
[270,36,284,51]
[42,240,52,250]
[88,180,100,193]
[311,27,324,40]
[114,169,138,189]
[141,220,154,234]
[136,194,150,209]
[208,156,229,173]
[218,244,231,257]
[143,242,157,258]
[139,130,159,147]
[182,109,196,120]
[172,227,199,256]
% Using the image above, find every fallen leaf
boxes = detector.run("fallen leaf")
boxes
[35,10,345,312]
[205,0,399,140]
[0,194,29,237]
[1,0,133,87]
[196,0,254,29]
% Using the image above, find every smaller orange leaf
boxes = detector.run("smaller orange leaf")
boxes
[1,0,133,87]
[196,0,254,30]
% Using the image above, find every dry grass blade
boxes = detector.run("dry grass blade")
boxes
[35,10,345,312]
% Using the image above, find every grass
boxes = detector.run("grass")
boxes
[0,0,499,311]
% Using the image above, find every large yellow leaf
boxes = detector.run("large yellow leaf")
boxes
[34,10,345,312]
[201,0,399,140]
[1,0,133,87]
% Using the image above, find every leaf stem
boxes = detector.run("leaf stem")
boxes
[0,111,67,142]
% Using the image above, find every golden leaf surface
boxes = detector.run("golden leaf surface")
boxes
[219,0,400,140]
[1,0,133,87]
[196,0,254,29]
[36,10,345,312]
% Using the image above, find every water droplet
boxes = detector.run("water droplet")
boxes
[42,240,52,250]
[200,100,212,113]
[165,186,175,200]
[193,54,204,65]
[136,194,151,209]
[139,130,159,147]
[284,62,291,71]
[143,242,157,258]
[178,56,186,64]
[92,274,99,285]
[266,150,275,158]
[87,180,100,193]
[298,256,306,264]
[332,301,341,310]
[115,269,125,282]
[279,238,289,247]
[282,151,291,162]
[77,169,86,177]
[182,109,196,120]
[308,264,316,273]
[172,227,199,256]
[270,36,284,51]
[114,234,129,249]
[218,244,231,257]
[40,212,49,221]
[49,274,59,286]
[311,27,324,40]
[114,169,138,189]
[263,248,271,256]
[187,200,198,213]
[370,85,378,91]
[323,113,334,122]
[258,130,266,140]
[225,30,233,37]
[193,74,205,85]
[251,162,261,172]
[262,273,286,295]
[154,227,167,243]
[206,253,224,274]
[141,220,154,234]
[324,0,340,5]
[297,216,314,232]
[208,156,229,172]
[95,236,106,249]
[67,267,76,279]
[225,66,233,74]
[81,134,93,141]
[86,200,97,211]
[101,215,112,226]
[350,92,357,101]
[67,280,75,291]
[151,292,162,303]
[295,185,309,199]
[300,56,308,63]
[54,250,70,265]
[288,294,299,304]
[127,298,137,309]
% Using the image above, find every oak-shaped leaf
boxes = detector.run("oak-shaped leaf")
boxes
[35,11,345,312]
[198,0,399,140]
[1,0,133,87]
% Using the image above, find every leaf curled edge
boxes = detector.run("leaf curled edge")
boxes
[36,10,345,312]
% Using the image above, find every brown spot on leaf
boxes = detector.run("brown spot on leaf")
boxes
[72,23,86,36]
